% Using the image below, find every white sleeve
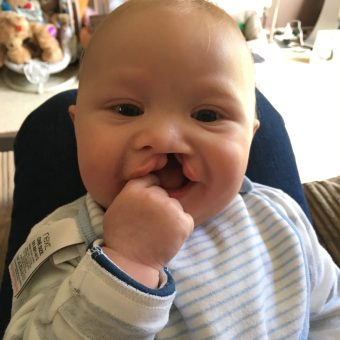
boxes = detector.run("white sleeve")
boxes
[4,246,175,339]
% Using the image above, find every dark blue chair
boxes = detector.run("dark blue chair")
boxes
[0,88,310,337]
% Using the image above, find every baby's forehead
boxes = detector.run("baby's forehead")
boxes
[84,2,241,62]
[93,0,238,40]
[79,0,253,92]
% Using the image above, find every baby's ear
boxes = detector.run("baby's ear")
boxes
[253,118,260,135]
[68,105,76,123]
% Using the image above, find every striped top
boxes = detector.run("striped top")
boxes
[84,177,310,339]
[7,177,340,339]
[159,180,308,339]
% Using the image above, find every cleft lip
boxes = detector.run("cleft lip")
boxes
[153,153,197,193]
[128,153,198,191]
[126,153,198,199]
[174,153,197,183]
[129,155,168,179]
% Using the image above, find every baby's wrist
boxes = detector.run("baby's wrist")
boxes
[101,246,161,289]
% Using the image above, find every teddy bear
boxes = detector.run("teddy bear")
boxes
[0,11,32,66]
[30,21,64,62]
[0,11,64,67]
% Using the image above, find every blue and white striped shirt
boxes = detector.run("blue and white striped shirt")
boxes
[159,178,309,339]
[7,177,340,339]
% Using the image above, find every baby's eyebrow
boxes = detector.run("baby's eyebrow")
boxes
[190,75,238,94]
[110,68,150,83]
[93,67,152,94]
[191,80,244,107]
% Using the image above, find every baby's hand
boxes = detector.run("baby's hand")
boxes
[102,174,194,288]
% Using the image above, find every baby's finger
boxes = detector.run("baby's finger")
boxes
[128,174,161,189]
[184,212,195,233]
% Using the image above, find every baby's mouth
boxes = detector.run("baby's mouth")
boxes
[153,154,190,191]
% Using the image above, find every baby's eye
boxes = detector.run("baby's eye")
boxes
[191,109,220,122]
[113,104,143,116]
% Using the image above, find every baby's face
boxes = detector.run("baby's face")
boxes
[70,6,259,225]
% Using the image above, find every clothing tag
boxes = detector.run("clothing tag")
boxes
[9,219,84,297]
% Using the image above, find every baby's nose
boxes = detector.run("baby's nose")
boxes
[132,120,190,154]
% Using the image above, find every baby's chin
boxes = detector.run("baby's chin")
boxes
[186,197,233,227]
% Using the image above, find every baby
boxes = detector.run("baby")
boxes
[5,0,340,339]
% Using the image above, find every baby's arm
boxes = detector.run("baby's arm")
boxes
[5,174,193,339]
[5,247,175,339]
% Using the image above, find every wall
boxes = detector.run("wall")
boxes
[214,0,273,16]
[215,0,326,29]
[266,0,325,28]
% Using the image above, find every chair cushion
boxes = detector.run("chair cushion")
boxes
[304,176,340,267]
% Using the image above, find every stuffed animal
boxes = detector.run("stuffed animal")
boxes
[2,0,45,23]
[30,21,63,62]
[50,13,71,44]
[0,11,63,66]
[38,0,71,45]
[0,11,32,66]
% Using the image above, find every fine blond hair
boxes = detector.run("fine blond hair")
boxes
[79,0,245,77]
